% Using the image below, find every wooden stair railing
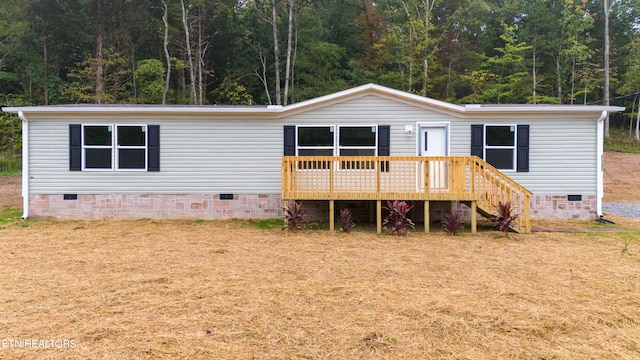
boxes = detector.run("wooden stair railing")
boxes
[468,157,532,233]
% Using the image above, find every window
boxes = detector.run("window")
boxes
[297,126,334,156]
[83,125,113,169]
[296,125,377,156]
[117,125,147,169]
[81,124,147,171]
[338,126,376,156]
[295,125,378,169]
[485,125,516,170]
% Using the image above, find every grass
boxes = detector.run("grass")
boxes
[0,152,21,175]
[0,218,638,359]
[605,127,640,153]
[0,207,23,228]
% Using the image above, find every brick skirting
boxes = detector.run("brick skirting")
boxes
[529,194,597,220]
[28,193,598,221]
[29,194,283,220]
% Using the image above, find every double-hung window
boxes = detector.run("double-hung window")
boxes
[296,125,378,170]
[338,126,376,169]
[485,125,516,170]
[82,124,147,171]
[297,126,334,156]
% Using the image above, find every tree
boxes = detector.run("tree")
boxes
[134,58,165,103]
[603,0,612,137]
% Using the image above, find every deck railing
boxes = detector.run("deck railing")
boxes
[282,156,532,232]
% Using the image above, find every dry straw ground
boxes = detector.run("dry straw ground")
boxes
[0,153,639,359]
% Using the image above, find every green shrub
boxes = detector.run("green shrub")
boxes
[0,153,21,175]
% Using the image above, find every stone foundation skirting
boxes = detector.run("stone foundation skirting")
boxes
[529,194,597,220]
[29,194,283,220]
[29,193,598,221]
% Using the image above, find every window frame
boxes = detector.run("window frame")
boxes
[115,124,148,171]
[337,125,378,157]
[295,125,378,170]
[295,125,378,157]
[81,124,148,172]
[484,124,517,171]
[82,124,114,171]
[295,125,335,157]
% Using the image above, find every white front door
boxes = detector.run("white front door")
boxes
[419,125,448,191]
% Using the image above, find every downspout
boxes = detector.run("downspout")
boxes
[596,110,606,217]
[18,111,29,219]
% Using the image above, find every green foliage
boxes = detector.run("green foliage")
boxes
[0,207,22,228]
[248,218,283,230]
[0,113,21,155]
[210,78,254,105]
[604,128,640,154]
[63,49,131,104]
[283,201,306,231]
[484,22,532,104]
[337,208,355,233]
[0,152,21,175]
[135,59,165,104]
[441,210,463,236]
[382,200,415,236]
[489,201,520,237]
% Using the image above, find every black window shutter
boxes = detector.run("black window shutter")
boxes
[471,124,484,159]
[517,125,529,172]
[378,125,390,156]
[284,125,296,155]
[377,125,390,172]
[147,125,160,172]
[69,124,82,171]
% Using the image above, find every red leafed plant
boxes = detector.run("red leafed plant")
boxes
[441,210,464,236]
[283,200,306,231]
[489,201,519,237]
[337,208,356,233]
[382,200,415,235]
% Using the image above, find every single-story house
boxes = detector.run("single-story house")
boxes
[2,84,624,233]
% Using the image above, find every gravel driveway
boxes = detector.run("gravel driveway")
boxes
[602,202,640,219]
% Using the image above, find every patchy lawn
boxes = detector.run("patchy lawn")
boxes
[0,219,638,359]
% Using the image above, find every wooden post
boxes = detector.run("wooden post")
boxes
[376,200,382,234]
[329,200,335,232]
[451,200,457,213]
[471,201,477,234]
[424,201,430,233]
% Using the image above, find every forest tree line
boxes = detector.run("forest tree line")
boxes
[1,0,640,154]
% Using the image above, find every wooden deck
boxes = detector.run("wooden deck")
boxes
[282,156,531,233]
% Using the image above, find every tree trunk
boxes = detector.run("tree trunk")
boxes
[43,39,49,105]
[181,0,197,104]
[197,8,203,105]
[95,0,105,104]
[271,0,281,105]
[532,45,537,104]
[161,0,171,105]
[556,54,563,103]
[283,0,294,105]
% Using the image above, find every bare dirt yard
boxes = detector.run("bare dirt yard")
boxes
[0,154,639,359]
[0,175,21,208]
[604,151,640,203]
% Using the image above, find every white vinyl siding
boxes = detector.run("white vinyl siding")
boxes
[25,95,597,196]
